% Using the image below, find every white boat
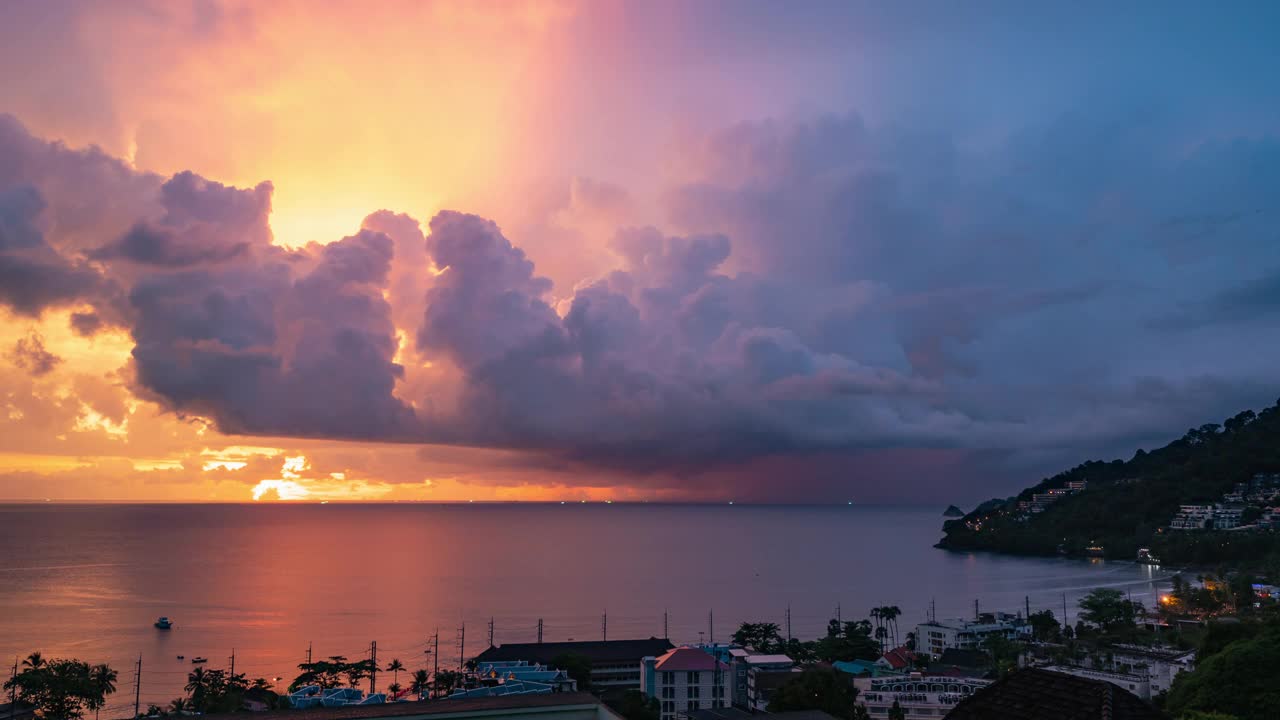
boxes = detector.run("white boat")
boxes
[154,617,173,630]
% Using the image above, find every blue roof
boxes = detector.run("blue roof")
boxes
[833,659,901,677]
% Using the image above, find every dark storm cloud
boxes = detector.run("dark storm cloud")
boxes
[0,185,106,315]
[8,331,61,377]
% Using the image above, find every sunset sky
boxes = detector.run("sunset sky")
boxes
[1,0,1278,503]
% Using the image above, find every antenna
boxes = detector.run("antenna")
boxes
[708,609,714,644]
[930,597,936,623]
[836,602,842,624]
[663,609,669,640]
[974,598,980,621]
[487,617,495,647]
[457,623,466,670]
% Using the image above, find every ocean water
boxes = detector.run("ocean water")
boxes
[0,503,1173,709]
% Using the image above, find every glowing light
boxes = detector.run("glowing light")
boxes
[203,461,248,472]
[252,479,311,501]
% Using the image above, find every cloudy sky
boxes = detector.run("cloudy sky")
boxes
[1,0,1278,503]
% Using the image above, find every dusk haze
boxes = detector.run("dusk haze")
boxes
[2,3,1279,720]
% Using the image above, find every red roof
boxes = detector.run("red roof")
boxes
[879,646,917,670]
[654,646,729,672]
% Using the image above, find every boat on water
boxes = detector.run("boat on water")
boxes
[154,616,173,630]
[177,655,185,660]
[1136,547,1162,565]
[191,657,208,664]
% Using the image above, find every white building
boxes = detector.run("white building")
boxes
[855,673,991,719]
[738,655,796,712]
[1109,645,1195,695]
[641,647,730,720]
[1169,504,1243,530]
[1041,665,1151,700]
[915,614,1022,660]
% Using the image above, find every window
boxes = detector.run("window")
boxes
[662,672,675,685]
[688,686,700,698]
[687,671,700,684]
[687,701,698,712]
[662,701,675,713]
[662,687,675,699]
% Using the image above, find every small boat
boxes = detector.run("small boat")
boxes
[1136,548,1161,565]
[191,657,208,664]
[176,655,185,660]
[155,616,173,630]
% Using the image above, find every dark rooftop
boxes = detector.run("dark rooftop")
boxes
[474,638,674,666]
[200,692,608,720]
[689,709,835,720]
[944,668,1168,720]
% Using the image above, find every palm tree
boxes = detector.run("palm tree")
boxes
[883,606,902,648]
[185,667,209,709]
[410,669,431,699]
[169,698,189,715]
[387,682,402,698]
[874,625,888,653]
[90,663,119,720]
[386,659,405,688]
[251,678,271,691]
[21,652,45,671]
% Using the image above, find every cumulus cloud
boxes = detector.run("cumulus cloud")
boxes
[2,101,1279,501]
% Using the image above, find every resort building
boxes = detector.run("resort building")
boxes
[1108,645,1195,695]
[640,647,730,720]
[735,654,797,711]
[474,639,675,691]
[1168,504,1242,531]
[945,668,1165,720]
[914,614,1022,660]
[1039,665,1151,700]
[853,673,991,719]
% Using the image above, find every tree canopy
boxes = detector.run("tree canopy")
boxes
[3,656,116,720]
[766,668,868,720]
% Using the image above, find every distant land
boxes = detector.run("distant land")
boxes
[937,399,1280,573]
[943,504,965,517]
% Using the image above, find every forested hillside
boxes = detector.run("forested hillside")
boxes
[937,400,1280,572]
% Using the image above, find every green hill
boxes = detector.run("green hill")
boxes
[936,399,1280,573]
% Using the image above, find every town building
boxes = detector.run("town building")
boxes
[1039,665,1151,700]
[640,647,730,720]
[944,668,1166,719]
[914,614,1022,659]
[735,654,796,711]
[1108,645,1195,695]
[854,673,990,719]
[875,646,918,672]
[473,639,675,691]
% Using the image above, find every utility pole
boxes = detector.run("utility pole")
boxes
[10,657,18,720]
[663,610,668,640]
[708,609,714,644]
[785,605,792,643]
[930,598,936,623]
[537,618,543,644]
[307,642,312,667]
[432,628,440,694]
[836,603,842,624]
[1025,596,1031,620]
[369,641,377,695]
[229,649,235,678]
[974,599,980,621]
[487,617,494,648]
[133,656,141,720]
[1063,593,1069,627]
[602,611,608,641]
[457,623,465,670]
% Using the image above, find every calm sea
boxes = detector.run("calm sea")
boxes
[0,503,1173,710]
